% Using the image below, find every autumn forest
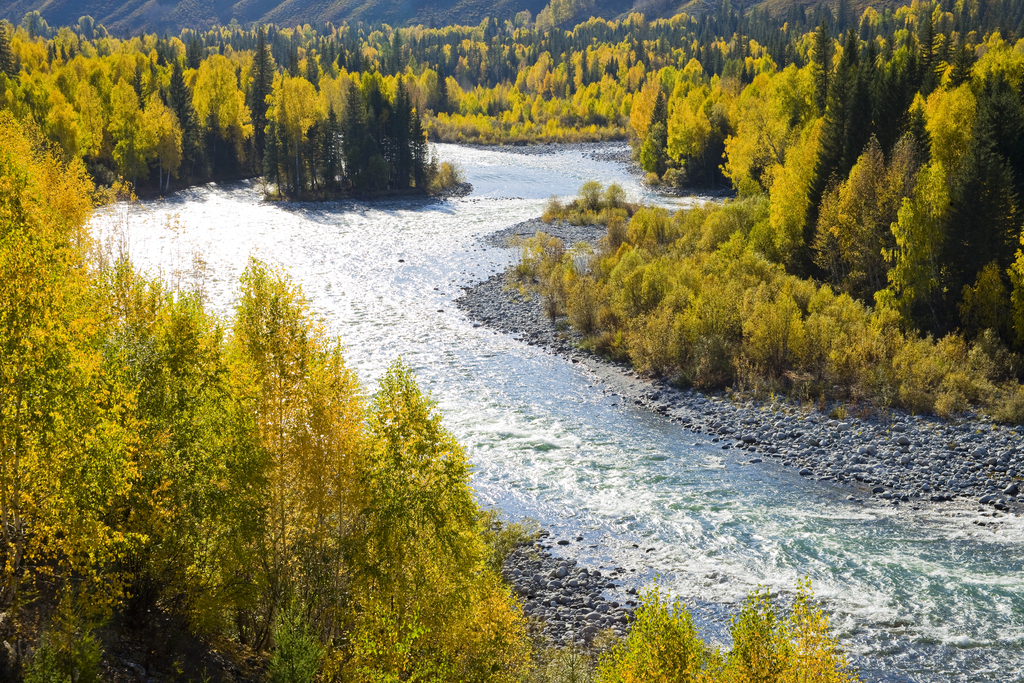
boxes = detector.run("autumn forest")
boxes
[3,0,1024,680]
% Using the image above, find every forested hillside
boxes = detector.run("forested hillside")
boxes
[509,0,1024,417]
[0,0,914,35]
[3,0,554,35]
[5,0,1024,679]
[0,103,860,683]
[6,0,1024,387]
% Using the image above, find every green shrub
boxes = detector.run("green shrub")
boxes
[935,373,971,418]
[567,277,603,335]
[993,384,1024,423]
[542,182,638,227]
[626,207,674,250]
[543,195,566,223]
[741,285,806,378]
[603,183,627,210]
[606,216,628,253]
[269,603,324,683]
[628,308,681,376]
[478,509,540,572]
[578,180,603,212]
[530,196,1024,419]
[24,596,101,683]
[532,638,602,683]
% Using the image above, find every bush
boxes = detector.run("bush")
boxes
[603,183,627,209]
[24,639,101,683]
[605,216,628,253]
[969,328,1020,382]
[626,207,674,250]
[993,384,1024,423]
[428,160,466,193]
[478,509,540,572]
[578,180,603,212]
[598,589,710,683]
[741,285,806,378]
[532,638,604,683]
[627,308,681,376]
[543,195,566,223]
[530,195,1024,423]
[935,372,972,417]
[597,581,857,683]
[690,333,736,388]
[24,596,102,683]
[542,182,638,227]
[662,167,687,188]
[269,604,324,683]
[515,232,565,283]
[567,276,603,335]
[726,588,791,682]
[773,580,857,683]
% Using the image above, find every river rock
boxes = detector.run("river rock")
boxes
[500,538,635,645]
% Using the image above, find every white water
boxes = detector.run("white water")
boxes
[93,143,1024,682]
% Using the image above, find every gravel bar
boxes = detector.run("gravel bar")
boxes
[501,533,639,646]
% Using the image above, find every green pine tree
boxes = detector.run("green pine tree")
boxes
[949,38,975,88]
[186,35,202,70]
[0,21,14,77]
[811,21,832,115]
[248,26,275,159]
[169,59,205,180]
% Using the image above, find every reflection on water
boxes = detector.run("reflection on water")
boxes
[92,143,1023,683]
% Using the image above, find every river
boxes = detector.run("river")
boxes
[93,143,1023,682]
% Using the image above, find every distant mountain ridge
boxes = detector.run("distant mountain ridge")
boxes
[3,0,888,39]
[2,0,636,34]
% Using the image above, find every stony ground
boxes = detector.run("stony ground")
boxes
[501,534,638,646]
[461,141,633,165]
[483,217,608,249]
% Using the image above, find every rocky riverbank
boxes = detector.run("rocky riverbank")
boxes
[431,180,473,199]
[501,532,640,646]
[461,141,633,166]
[461,219,1024,519]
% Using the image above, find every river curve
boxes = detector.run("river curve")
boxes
[92,143,1024,683]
